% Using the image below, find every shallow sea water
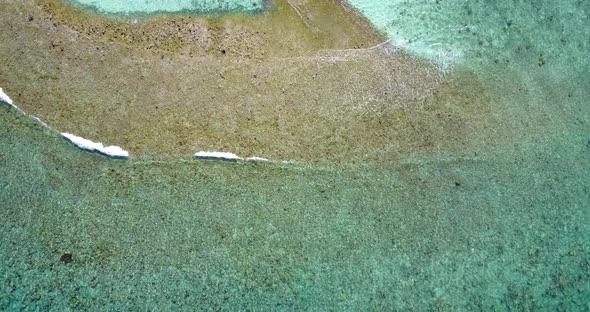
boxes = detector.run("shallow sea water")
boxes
[348,0,590,67]
[1,0,589,310]
[65,0,267,16]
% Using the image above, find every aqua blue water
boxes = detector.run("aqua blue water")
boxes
[65,0,267,16]
[348,0,590,67]
[1,0,590,310]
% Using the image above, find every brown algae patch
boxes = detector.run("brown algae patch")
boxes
[0,0,496,162]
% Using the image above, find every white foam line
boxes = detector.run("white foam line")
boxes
[2,85,130,159]
[246,156,270,162]
[195,152,291,164]
[62,132,129,158]
[30,116,49,128]
[0,87,18,109]
[194,151,243,161]
[3,86,298,163]
[1,87,42,122]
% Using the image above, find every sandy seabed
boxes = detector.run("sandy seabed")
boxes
[1,0,589,310]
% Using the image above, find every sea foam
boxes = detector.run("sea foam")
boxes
[0,87,17,109]
[62,133,129,158]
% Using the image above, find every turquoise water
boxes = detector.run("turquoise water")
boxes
[348,0,590,67]
[65,0,267,16]
[2,0,590,310]
[2,98,589,310]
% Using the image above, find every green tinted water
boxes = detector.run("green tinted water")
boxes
[2,97,589,310]
[1,0,590,310]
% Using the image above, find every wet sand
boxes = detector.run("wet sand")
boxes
[1,0,454,161]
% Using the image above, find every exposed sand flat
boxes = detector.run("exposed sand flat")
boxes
[2,0,572,164]
[1,0,457,162]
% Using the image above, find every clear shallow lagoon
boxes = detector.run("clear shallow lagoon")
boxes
[348,0,590,67]
[1,0,589,310]
[65,0,267,15]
